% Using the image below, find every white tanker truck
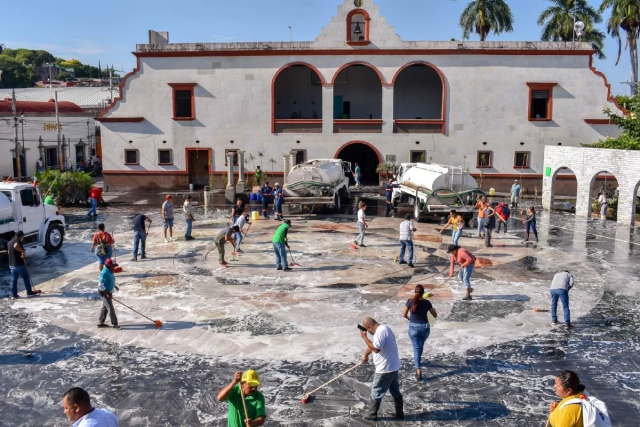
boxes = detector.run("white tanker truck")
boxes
[392,163,484,223]
[283,159,351,212]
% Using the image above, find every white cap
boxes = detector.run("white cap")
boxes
[275,182,280,186]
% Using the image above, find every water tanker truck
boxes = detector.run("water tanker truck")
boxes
[283,159,351,212]
[391,163,484,223]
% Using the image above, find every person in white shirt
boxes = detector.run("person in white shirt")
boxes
[183,195,195,240]
[353,201,368,247]
[233,214,251,253]
[62,387,118,427]
[360,317,403,421]
[398,214,417,267]
[597,192,608,219]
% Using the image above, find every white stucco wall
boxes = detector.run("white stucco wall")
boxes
[99,0,623,187]
[0,114,95,178]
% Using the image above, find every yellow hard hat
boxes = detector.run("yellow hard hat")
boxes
[242,370,260,387]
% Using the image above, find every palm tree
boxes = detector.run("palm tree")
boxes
[600,0,640,95]
[538,0,606,59]
[459,0,514,41]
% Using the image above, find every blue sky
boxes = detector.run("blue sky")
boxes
[1,0,634,94]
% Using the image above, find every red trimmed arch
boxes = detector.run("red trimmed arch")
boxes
[330,61,388,87]
[391,61,448,133]
[271,62,326,133]
[334,140,383,165]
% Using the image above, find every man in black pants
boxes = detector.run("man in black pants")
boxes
[8,231,39,298]
[260,182,273,219]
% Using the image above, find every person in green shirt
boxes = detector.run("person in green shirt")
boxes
[217,370,266,427]
[44,194,56,206]
[254,166,264,187]
[272,219,291,271]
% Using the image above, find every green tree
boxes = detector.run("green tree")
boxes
[538,0,606,59]
[582,95,640,150]
[459,0,514,41]
[60,58,82,68]
[600,0,640,95]
[0,56,37,88]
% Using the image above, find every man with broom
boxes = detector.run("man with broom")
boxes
[217,370,266,427]
[97,258,120,329]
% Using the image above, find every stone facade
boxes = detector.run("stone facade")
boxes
[98,0,624,191]
[542,146,640,225]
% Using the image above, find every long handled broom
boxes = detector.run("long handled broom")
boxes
[239,381,251,425]
[301,361,363,404]
[112,296,163,328]
[112,244,123,273]
[288,247,300,267]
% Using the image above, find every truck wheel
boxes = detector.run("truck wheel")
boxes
[333,193,341,213]
[44,224,64,252]
[414,202,422,222]
[463,214,474,225]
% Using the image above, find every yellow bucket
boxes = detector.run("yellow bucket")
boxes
[251,211,260,221]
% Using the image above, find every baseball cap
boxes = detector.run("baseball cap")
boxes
[166,195,172,200]
[105,258,119,268]
[275,182,280,186]
[405,214,411,220]
[15,230,24,237]
[242,369,260,387]
[446,244,459,254]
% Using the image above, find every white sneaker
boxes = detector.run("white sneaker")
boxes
[164,238,169,243]
[170,237,175,242]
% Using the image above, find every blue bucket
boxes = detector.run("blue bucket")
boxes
[250,193,256,201]
[257,193,263,202]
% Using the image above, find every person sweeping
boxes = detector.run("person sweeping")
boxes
[217,370,266,427]
[97,258,120,330]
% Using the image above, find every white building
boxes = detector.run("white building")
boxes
[97,0,623,192]
[0,99,97,179]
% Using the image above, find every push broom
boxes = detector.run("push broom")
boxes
[287,247,300,267]
[112,297,163,328]
[112,244,123,273]
[301,361,363,404]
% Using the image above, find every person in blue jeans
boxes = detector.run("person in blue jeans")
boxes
[398,214,416,267]
[523,206,538,242]
[549,271,575,329]
[272,219,291,271]
[440,209,465,246]
[402,285,438,380]
[131,214,152,261]
[8,231,38,298]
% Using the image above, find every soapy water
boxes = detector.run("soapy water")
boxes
[1,206,639,425]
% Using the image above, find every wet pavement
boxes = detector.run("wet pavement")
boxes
[1,195,639,426]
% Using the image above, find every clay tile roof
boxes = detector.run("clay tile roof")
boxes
[0,100,85,113]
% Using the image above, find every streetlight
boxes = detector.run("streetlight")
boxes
[20,112,25,178]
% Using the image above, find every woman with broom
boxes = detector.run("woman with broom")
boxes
[402,285,438,381]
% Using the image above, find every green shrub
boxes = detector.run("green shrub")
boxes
[35,169,94,206]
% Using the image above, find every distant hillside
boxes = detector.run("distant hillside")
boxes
[0,48,111,89]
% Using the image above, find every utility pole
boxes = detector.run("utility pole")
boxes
[289,26,293,43]
[55,91,63,171]
[12,89,22,181]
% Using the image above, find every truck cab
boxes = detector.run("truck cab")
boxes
[0,183,66,252]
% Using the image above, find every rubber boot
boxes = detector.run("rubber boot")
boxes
[391,396,405,419]
[364,399,381,421]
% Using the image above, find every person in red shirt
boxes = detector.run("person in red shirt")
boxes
[447,244,477,301]
[88,187,102,217]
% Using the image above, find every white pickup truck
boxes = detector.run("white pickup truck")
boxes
[0,182,66,252]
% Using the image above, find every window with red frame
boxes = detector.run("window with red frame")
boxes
[168,83,196,120]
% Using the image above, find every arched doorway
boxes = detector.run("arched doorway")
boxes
[551,167,578,211]
[335,141,382,185]
[591,171,619,219]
